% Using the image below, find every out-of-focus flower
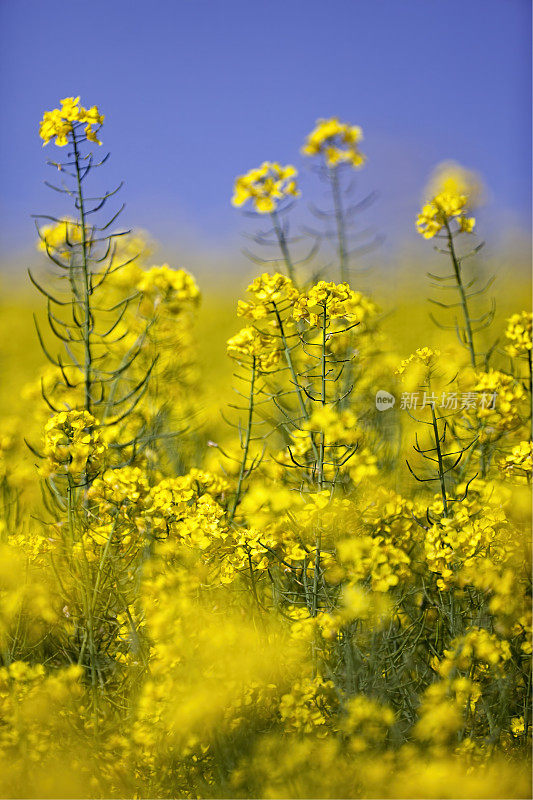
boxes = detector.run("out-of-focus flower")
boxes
[504,311,532,358]
[137,264,200,314]
[302,117,365,168]
[232,162,299,213]
[424,161,484,209]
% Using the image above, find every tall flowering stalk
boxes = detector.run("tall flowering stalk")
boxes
[416,178,492,370]
[33,97,158,474]
[302,117,380,285]
[31,97,161,698]
[232,162,302,283]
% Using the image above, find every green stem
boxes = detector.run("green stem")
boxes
[430,403,449,516]
[331,166,348,284]
[312,304,327,617]
[271,210,296,284]
[229,356,256,521]
[273,305,319,465]
[71,128,93,413]
[444,220,476,369]
[90,519,118,616]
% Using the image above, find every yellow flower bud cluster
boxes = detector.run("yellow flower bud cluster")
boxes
[232,162,299,213]
[504,311,532,358]
[396,347,441,378]
[237,272,299,319]
[226,326,281,371]
[424,513,497,590]
[279,675,337,735]
[463,369,527,437]
[42,410,107,481]
[39,96,104,147]
[86,466,152,549]
[499,440,532,481]
[293,281,360,326]
[416,190,475,239]
[337,534,411,593]
[141,472,274,584]
[137,265,200,315]
[302,117,365,169]
[361,488,421,551]
[303,406,359,445]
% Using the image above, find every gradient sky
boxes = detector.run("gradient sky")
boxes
[0,0,531,264]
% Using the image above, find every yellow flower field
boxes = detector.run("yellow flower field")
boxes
[0,98,530,799]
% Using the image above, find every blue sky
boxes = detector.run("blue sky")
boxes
[0,0,530,263]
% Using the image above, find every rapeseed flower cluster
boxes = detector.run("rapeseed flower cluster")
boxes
[42,410,107,481]
[232,162,299,213]
[226,326,281,371]
[424,161,484,208]
[416,190,475,239]
[505,310,532,358]
[39,96,104,146]
[302,117,366,168]
[237,271,300,318]
[137,264,200,314]
[293,280,359,325]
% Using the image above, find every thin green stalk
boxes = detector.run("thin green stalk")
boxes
[71,127,93,413]
[331,166,348,284]
[229,356,256,522]
[444,219,476,369]
[273,305,320,466]
[90,518,118,616]
[311,304,327,617]
[271,210,296,284]
[430,403,449,517]
[275,306,308,420]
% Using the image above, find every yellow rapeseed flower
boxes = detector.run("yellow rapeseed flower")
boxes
[232,162,299,213]
[424,161,484,208]
[504,311,532,358]
[302,117,365,169]
[226,327,281,371]
[39,97,104,147]
[416,189,475,239]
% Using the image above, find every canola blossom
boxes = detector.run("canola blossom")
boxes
[416,189,476,239]
[232,161,299,213]
[39,96,104,146]
[302,116,366,168]
[505,311,532,358]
